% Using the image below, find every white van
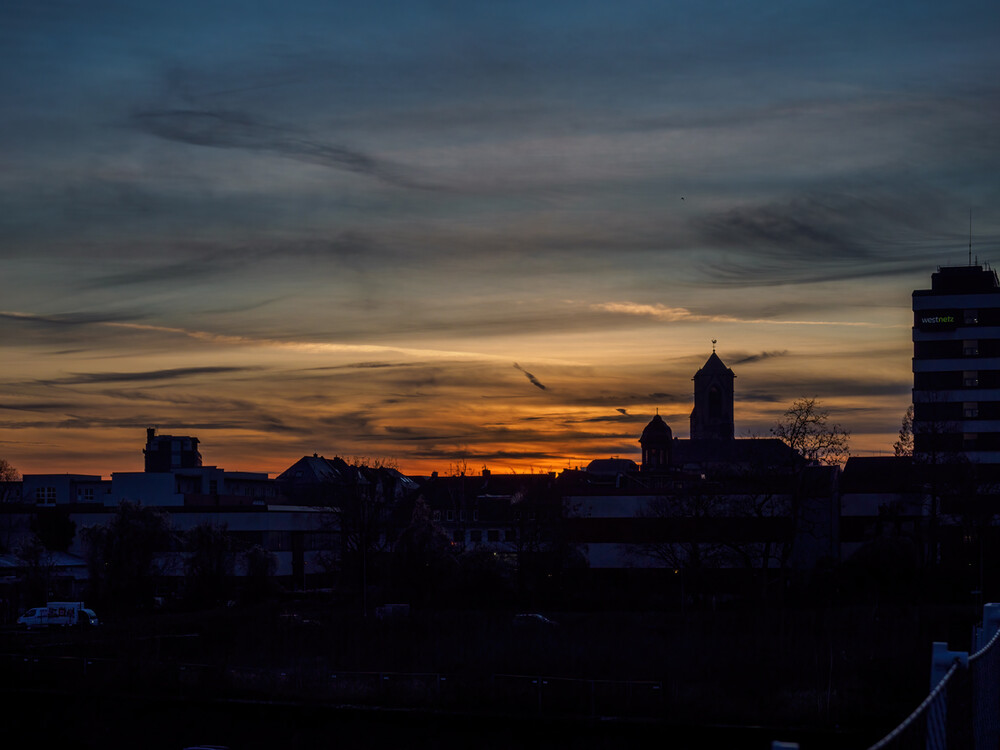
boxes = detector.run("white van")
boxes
[17,601,99,628]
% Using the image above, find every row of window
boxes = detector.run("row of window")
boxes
[432,508,550,522]
[915,432,1000,452]
[451,528,518,544]
[434,509,479,522]
[914,371,1000,389]
[913,339,1000,359]
[34,487,56,504]
[914,401,1000,421]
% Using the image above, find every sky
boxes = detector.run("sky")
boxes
[2,0,999,478]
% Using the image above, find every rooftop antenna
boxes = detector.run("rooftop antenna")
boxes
[970,208,976,266]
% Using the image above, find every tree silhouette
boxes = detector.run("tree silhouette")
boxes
[894,405,914,457]
[771,397,850,465]
[81,501,171,610]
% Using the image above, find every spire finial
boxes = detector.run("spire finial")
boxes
[711,338,717,353]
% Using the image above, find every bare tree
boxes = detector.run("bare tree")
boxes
[633,491,729,572]
[771,397,850,465]
[183,522,235,607]
[0,459,20,503]
[81,501,171,610]
[894,405,914,457]
[0,459,23,552]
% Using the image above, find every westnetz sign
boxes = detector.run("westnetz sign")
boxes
[918,312,959,330]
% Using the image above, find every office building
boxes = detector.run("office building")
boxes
[912,265,1000,464]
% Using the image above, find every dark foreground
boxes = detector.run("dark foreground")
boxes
[2,600,975,749]
[6,689,871,750]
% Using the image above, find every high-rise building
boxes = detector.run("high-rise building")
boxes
[912,265,1000,464]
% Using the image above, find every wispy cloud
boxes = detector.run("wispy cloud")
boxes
[38,366,258,386]
[591,302,896,328]
[732,350,790,365]
[513,363,547,391]
[132,109,433,190]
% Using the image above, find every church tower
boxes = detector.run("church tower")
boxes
[639,413,672,471]
[690,349,735,441]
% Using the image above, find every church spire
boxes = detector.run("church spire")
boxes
[690,350,735,441]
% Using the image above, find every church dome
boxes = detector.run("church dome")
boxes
[640,413,672,443]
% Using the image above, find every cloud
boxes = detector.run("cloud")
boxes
[0,310,136,327]
[731,350,790,365]
[131,109,432,189]
[513,363,547,391]
[592,302,892,328]
[0,402,76,412]
[690,185,985,287]
[38,366,257,386]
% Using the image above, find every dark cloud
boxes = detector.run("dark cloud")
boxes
[731,350,789,365]
[572,412,647,424]
[0,311,136,327]
[513,363,547,391]
[38,366,257,386]
[693,185,972,286]
[0,402,76,412]
[132,109,431,190]
[88,257,233,289]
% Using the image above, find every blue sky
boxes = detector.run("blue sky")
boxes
[2,0,999,475]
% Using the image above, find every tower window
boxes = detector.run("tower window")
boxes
[964,371,979,387]
[964,403,979,419]
[708,386,722,418]
[965,310,979,325]
[963,340,979,356]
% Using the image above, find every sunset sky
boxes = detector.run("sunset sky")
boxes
[3,1,999,478]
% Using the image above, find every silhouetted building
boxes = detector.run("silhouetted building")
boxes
[913,265,1000,463]
[143,427,202,472]
[690,351,735,441]
[639,413,672,471]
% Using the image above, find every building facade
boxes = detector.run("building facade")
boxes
[912,265,1000,464]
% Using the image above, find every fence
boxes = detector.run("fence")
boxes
[770,603,1000,750]
[860,602,1000,750]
